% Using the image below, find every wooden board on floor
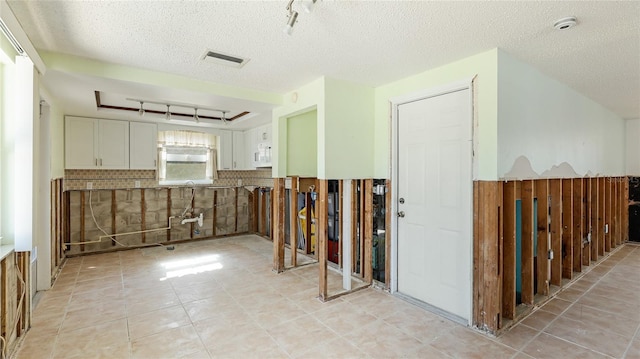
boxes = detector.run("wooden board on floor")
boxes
[534,179,549,296]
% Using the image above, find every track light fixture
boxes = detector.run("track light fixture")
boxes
[166,105,171,121]
[302,0,317,13]
[138,101,145,116]
[283,0,298,35]
[194,108,200,123]
[126,97,230,123]
[221,111,228,124]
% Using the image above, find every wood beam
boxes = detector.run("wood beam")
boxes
[561,178,573,280]
[549,179,562,287]
[502,181,517,320]
[385,179,392,288]
[364,179,374,284]
[272,178,286,273]
[290,176,298,267]
[535,179,549,296]
[605,178,612,252]
[318,179,329,301]
[521,180,535,305]
[213,190,218,237]
[305,192,313,255]
[590,177,599,261]
[80,191,86,252]
[582,178,591,266]
[572,178,582,273]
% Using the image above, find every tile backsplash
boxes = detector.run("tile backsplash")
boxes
[64,168,274,190]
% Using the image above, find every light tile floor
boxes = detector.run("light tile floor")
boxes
[13,235,640,359]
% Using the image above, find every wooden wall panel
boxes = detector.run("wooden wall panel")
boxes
[572,178,582,273]
[561,179,573,280]
[535,179,549,296]
[502,181,517,320]
[549,180,562,287]
[472,181,502,333]
[521,180,535,305]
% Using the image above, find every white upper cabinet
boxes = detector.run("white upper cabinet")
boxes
[244,128,257,170]
[254,124,272,167]
[218,130,233,170]
[232,131,246,170]
[65,116,129,169]
[129,122,157,169]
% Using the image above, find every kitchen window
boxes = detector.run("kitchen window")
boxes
[158,130,217,185]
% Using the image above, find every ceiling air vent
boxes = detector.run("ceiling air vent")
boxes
[201,50,249,68]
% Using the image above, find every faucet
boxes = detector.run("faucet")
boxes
[181,213,204,227]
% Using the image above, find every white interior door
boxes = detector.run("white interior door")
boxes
[397,88,472,321]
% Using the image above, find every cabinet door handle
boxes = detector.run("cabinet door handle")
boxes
[154,159,156,167]
[100,158,103,166]
[95,158,98,166]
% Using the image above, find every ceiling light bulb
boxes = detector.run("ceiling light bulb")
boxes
[302,0,317,13]
[283,11,298,35]
[139,101,145,116]
[166,105,171,121]
[194,108,199,123]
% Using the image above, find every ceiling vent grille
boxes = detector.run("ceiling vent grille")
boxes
[201,50,249,68]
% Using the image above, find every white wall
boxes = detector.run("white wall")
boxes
[626,119,640,175]
[498,50,625,178]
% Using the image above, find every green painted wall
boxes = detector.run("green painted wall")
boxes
[374,49,499,180]
[286,110,317,177]
[323,78,374,179]
[272,77,324,178]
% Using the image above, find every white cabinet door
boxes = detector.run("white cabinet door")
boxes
[218,130,233,170]
[65,117,98,169]
[244,128,257,170]
[99,119,129,169]
[130,122,157,169]
[232,131,245,170]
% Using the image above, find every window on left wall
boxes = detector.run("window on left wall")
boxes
[157,130,218,185]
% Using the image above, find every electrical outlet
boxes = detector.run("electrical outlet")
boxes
[604,224,609,234]
[237,179,242,186]
[86,182,93,190]
[134,180,141,188]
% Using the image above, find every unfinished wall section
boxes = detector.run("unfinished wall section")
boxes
[66,186,250,256]
[0,251,30,357]
[473,176,629,335]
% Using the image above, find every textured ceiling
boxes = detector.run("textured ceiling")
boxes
[7,0,640,121]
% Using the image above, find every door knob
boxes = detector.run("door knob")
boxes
[398,211,405,218]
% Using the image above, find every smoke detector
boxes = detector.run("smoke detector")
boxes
[554,17,577,30]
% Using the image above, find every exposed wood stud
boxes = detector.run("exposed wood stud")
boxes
[234,187,239,233]
[590,177,599,261]
[534,179,549,296]
[359,180,365,278]
[166,188,172,242]
[521,180,535,305]
[561,178,573,280]
[80,191,86,252]
[260,189,267,237]
[598,178,605,256]
[351,181,358,275]
[364,179,374,284]
[290,177,299,267]
[624,177,629,242]
[318,179,329,301]
[272,178,286,273]
[385,179,392,288]
[338,180,344,268]
[549,180,562,287]
[305,192,313,255]
[213,190,218,237]
[605,178,612,252]
[572,178,582,273]
[582,178,591,266]
[270,188,275,240]
[502,181,517,320]
[140,189,146,243]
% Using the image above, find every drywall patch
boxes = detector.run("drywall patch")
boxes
[540,162,580,178]
[502,156,540,180]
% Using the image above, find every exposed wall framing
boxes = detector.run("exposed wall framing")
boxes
[50,178,66,282]
[474,177,629,335]
[0,251,30,357]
